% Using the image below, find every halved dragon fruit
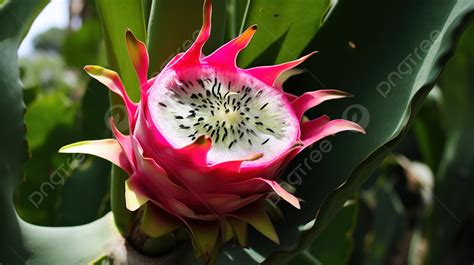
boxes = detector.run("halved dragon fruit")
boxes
[60,0,364,262]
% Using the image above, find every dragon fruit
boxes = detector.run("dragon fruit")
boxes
[60,0,364,262]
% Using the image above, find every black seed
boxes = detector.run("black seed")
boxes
[206,90,211,97]
[262,138,270,145]
[210,130,216,138]
[198,117,205,121]
[190,94,198,99]
[245,97,252,105]
[240,112,245,115]
[198,93,204,98]
[179,86,187,93]
[193,123,201,127]
[207,126,213,132]
[197,79,205,88]
[210,110,215,116]
[254,116,260,119]
[179,125,190,129]
[228,141,235,149]
[260,103,269,110]
[174,115,184,119]
[239,132,244,139]
[245,107,250,111]
[248,139,253,146]
[266,128,275,133]
[211,78,218,98]
[255,121,264,126]
[217,83,222,98]
[159,102,167,107]
[245,117,250,121]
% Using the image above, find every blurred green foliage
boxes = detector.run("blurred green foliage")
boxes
[14,0,110,226]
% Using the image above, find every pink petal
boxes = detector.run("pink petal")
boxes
[285,92,298,102]
[173,0,212,68]
[162,53,184,70]
[201,194,262,214]
[176,135,212,166]
[258,178,300,209]
[109,118,135,167]
[130,136,188,201]
[84,65,137,121]
[292,90,352,120]
[222,178,300,209]
[59,139,132,174]
[126,29,149,92]
[166,198,218,221]
[274,68,305,90]
[245,52,317,87]
[300,117,366,147]
[204,25,257,68]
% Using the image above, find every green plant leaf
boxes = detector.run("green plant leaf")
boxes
[289,202,359,265]
[96,0,147,101]
[411,87,446,172]
[237,0,331,67]
[424,22,474,265]
[19,213,124,264]
[0,0,49,262]
[256,1,473,264]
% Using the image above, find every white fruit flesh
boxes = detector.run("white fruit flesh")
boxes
[148,66,299,165]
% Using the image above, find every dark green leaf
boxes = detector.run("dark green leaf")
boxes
[0,0,49,262]
[238,0,331,67]
[289,202,359,265]
[96,0,147,101]
[259,1,473,263]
